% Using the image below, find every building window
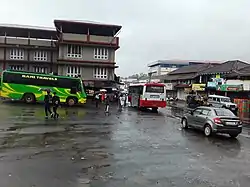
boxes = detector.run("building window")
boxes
[94,48,108,60]
[10,49,24,60]
[67,45,82,58]
[34,51,48,61]
[9,65,24,71]
[67,66,81,77]
[94,67,108,79]
[33,66,48,73]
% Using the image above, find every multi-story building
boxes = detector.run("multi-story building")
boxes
[0,24,57,74]
[0,20,122,90]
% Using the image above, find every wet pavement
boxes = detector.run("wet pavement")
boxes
[0,102,250,186]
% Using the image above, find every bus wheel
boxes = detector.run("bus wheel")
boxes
[23,93,35,104]
[67,97,77,106]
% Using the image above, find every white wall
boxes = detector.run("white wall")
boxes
[226,80,250,91]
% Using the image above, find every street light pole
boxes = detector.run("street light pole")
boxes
[148,72,152,83]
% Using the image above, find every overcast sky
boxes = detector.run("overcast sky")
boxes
[1,0,250,76]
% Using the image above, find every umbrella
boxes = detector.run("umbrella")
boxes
[100,89,107,92]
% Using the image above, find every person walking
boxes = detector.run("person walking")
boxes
[52,92,60,119]
[44,90,52,119]
[105,95,110,114]
[94,91,100,108]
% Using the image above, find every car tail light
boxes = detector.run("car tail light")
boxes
[213,118,222,124]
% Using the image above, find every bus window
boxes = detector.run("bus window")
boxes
[146,86,164,93]
[3,72,83,90]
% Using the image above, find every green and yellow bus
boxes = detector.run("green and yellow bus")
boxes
[0,70,87,106]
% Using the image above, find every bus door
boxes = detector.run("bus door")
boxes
[131,86,141,107]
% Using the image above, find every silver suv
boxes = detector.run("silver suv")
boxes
[208,95,238,113]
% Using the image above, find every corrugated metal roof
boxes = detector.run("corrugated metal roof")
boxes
[0,23,55,31]
[148,59,222,67]
[55,19,121,27]
[168,63,214,75]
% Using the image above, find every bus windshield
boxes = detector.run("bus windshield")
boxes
[145,86,164,93]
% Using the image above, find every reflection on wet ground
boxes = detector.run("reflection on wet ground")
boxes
[0,103,250,186]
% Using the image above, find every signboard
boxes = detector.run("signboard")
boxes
[165,83,173,90]
[216,74,220,78]
[207,82,216,88]
[217,84,243,92]
[192,84,206,91]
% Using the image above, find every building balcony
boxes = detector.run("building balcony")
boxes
[0,36,57,49]
[60,33,119,49]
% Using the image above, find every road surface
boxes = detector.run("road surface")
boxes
[0,102,250,187]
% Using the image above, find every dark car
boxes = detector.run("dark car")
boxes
[181,106,242,138]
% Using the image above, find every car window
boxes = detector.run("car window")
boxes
[201,109,210,115]
[193,109,202,115]
[214,109,235,116]
[221,98,231,102]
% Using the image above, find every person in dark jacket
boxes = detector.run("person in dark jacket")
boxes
[52,92,60,119]
[44,90,52,119]
[94,92,100,108]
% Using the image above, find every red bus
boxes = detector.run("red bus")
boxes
[128,83,166,112]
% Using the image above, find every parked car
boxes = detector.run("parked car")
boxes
[207,95,238,114]
[181,106,242,138]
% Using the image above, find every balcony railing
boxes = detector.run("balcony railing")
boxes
[0,36,56,48]
[61,33,119,47]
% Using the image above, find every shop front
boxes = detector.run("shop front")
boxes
[165,83,177,98]
[175,84,191,100]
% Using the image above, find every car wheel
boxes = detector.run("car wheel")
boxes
[181,118,188,129]
[229,133,239,138]
[204,124,212,137]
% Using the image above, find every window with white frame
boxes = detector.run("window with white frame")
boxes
[94,67,108,79]
[67,45,82,58]
[10,49,24,60]
[94,48,108,60]
[9,65,24,71]
[67,66,81,77]
[33,66,48,73]
[34,51,48,61]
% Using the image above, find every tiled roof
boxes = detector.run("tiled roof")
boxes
[157,73,197,81]
[225,65,250,77]
[200,60,249,75]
